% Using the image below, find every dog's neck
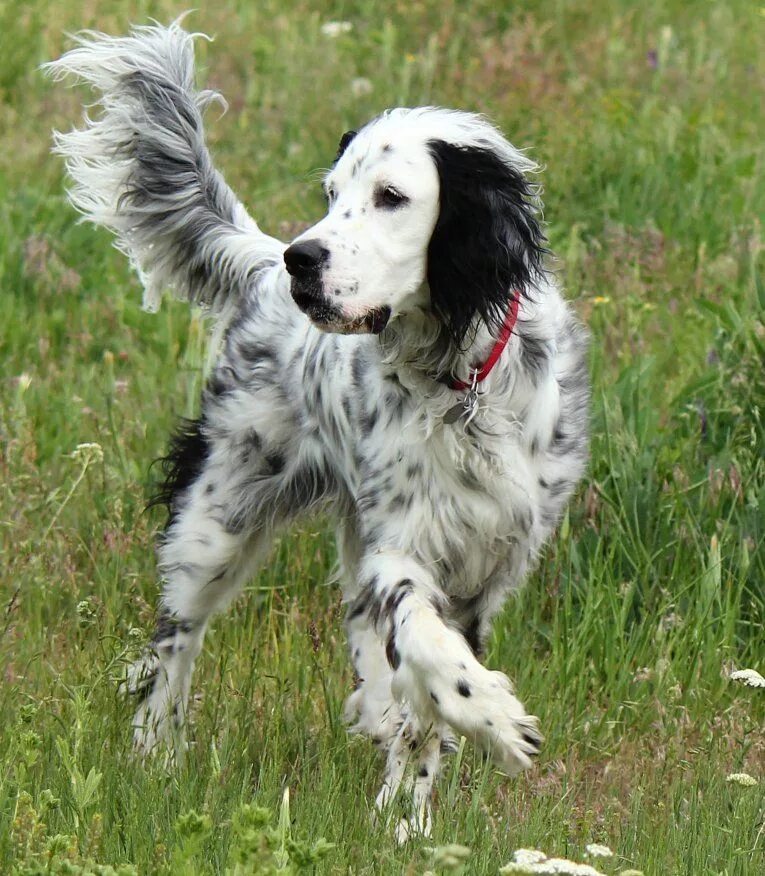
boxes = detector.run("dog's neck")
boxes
[378,308,505,394]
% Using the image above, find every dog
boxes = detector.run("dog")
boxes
[47,21,589,838]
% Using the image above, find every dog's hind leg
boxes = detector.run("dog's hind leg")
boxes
[125,396,316,757]
[126,505,274,758]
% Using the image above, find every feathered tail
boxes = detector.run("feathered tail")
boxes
[45,20,284,315]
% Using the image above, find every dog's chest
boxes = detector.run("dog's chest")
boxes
[354,397,536,591]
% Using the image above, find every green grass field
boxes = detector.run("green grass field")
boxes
[1,1,764,873]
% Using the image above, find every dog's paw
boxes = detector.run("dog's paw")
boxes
[397,661,541,775]
[438,668,541,774]
[122,651,185,760]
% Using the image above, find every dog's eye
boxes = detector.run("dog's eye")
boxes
[326,187,337,207]
[375,185,409,210]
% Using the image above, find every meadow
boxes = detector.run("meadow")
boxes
[0,0,763,873]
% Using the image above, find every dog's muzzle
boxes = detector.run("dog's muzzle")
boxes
[284,240,391,334]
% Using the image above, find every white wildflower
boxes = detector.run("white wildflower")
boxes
[70,442,104,464]
[726,772,758,787]
[584,844,613,859]
[351,76,373,97]
[320,21,352,37]
[500,853,605,875]
[730,668,765,688]
[515,850,548,866]
[76,599,95,620]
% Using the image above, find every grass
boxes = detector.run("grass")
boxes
[1,0,764,872]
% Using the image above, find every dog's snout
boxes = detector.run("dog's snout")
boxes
[284,239,329,278]
[291,287,321,312]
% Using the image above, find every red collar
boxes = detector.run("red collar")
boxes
[449,295,520,391]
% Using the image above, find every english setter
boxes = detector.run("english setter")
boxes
[48,22,589,838]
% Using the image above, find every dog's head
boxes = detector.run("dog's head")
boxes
[284,108,546,344]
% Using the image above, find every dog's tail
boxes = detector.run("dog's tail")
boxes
[45,20,284,317]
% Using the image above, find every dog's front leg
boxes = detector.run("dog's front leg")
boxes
[353,551,541,836]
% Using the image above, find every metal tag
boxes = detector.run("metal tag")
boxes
[443,401,467,425]
[443,383,479,426]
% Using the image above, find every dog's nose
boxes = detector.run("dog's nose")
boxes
[284,239,329,278]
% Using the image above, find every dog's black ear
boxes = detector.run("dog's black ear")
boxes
[426,140,547,347]
[334,130,357,164]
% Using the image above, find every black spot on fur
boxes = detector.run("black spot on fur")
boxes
[207,373,229,397]
[388,493,406,512]
[426,140,547,348]
[547,478,571,498]
[362,523,383,549]
[347,593,369,622]
[382,579,413,618]
[457,680,471,697]
[148,417,209,526]
[418,766,429,777]
[518,332,550,377]
[334,130,357,164]
[351,350,366,388]
[237,340,276,365]
[362,407,379,435]
[265,451,285,474]
[152,612,194,643]
[385,633,401,670]
[430,691,440,705]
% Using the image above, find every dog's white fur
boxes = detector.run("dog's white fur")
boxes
[47,22,589,838]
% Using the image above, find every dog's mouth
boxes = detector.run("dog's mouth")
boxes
[341,305,392,335]
[290,282,391,335]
